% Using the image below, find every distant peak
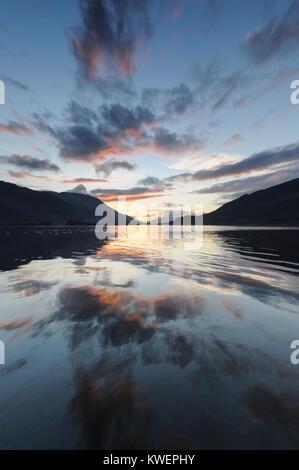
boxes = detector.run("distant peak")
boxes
[67,184,88,195]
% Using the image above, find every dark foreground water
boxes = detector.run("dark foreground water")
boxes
[0,226,298,450]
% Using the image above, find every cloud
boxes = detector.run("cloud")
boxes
[54,125,109,161]
[173,0,183,19]
[1,154,60,173]
[102,103,155,132]
[140,82,195,118]
[95,158,136,177]
[71,0,153,79]
[212,72,251,111]
[164,82,194,116]
[192,171,291,194]
[7,171,53,181]
[33,103,201,162]
[242,2,299,64]
[153,128,202,154]
[192,140,299,181]
[61,177,108,184]
[90,185,165,202]
[0,120,34,135]
[65,100,98,126]
[190,58,253,112]
[138,176,161,186]
[0,75,29,92]
[92,75,137,100]
[91,186,163,196]
[221,134,244,148]
[168,140,299,184]
[138,175,173,188]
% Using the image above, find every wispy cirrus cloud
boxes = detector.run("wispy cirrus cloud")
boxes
[61,177,108,184]
[191,171,292,195]
[0,120,34,135]
[173,0,183,20]
[1,154,60,173]
[189,58,253,112]
[95,158,137,177]
[7,170,53,181]
[90,185,167,202]
[221,134,244,148]
[192,140,299,181]
[242,2,299,64]
[0,75,30,92]
[71,0,153,79]
[168,140,299,183]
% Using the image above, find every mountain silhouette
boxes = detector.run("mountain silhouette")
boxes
[176,178,299,226]
[0,181,134,225]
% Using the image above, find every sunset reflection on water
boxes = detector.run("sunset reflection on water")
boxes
[0,226,298,449]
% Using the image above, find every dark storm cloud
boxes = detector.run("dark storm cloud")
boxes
[71,0,153,78]
[0,74,29,91]
[242,2,299,64]
[1,154,60,172]
[95,158,136,177]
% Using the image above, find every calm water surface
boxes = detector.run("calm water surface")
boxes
[0,226,298,449]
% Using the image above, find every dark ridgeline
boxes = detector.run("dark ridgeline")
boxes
[0,180,134,225]
[175,178,299,226]
[1,177,298,227]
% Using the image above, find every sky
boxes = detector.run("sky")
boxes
[1,0,299,219]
